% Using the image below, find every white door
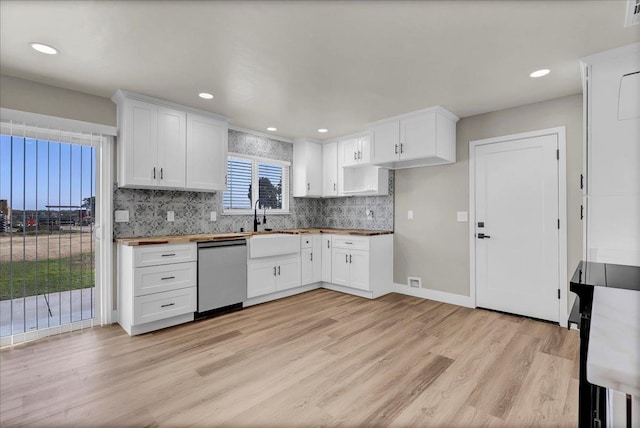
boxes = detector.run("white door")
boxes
[348,249,370,291]
[125,99,158,186]
[247,261,277,298]
[340,137,360,167]
[400,111,436,161]
[370,121,400,164]
[186,113,227,191]
[157,106,186,189]
[322,142,338,196]
[276,257,301,291]
[475,134,559,322]
[322,235,333,282]
[300,248,313,285]
[331,248,350,286]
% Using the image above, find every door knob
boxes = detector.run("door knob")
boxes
[477,233,491,239]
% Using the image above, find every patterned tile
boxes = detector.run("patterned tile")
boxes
[113,130,394,238]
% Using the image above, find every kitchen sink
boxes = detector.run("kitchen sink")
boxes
[248,233,300,258]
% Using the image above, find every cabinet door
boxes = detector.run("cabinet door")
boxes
[247,261,277,298]
[348,249,370,291]
[340,138,360,167]
[370,121,400,164]
[276,257,301,291]
[186,113,228,191]
[157,106,186,189]
[307,142,323,196]
[312,235,322,283]
[321,235,332,282]
[123,99,158,186]
[322,142,338,196]
[331,248,350,286]
[300,248,314,286]
[293,141,323,197]
[400,111,436,161]
[358,135,371,164]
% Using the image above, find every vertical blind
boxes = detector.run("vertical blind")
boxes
[0,119,103,343]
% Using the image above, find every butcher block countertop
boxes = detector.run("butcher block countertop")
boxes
[115,228,393,246]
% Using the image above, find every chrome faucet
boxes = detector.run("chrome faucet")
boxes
[253,199,267,232]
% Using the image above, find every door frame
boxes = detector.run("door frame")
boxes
[468,126,568,327]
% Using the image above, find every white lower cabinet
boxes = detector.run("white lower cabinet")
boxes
[301,235,322,286]
[331,248,369,290]
[118,243,197,336]
[321,235,332,282]
[327,234,392,298]
[247,255,301,298]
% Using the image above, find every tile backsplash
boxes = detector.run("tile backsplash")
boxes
[113,130,394,238]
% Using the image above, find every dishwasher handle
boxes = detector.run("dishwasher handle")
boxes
[198,239,247,249]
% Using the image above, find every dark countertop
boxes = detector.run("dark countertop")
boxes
[570,261,640,292]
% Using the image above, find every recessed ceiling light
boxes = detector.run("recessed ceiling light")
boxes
[267,127,277,132]
[318,128,328,133]
[198,92,214,99]
[29,42,58,55]
[530,69,550,78]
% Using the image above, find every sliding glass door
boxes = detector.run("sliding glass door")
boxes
[0,125,101,341]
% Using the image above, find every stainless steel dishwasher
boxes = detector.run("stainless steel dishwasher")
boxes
[196,239,247,318]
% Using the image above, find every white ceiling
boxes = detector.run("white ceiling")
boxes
[1,1,638,140]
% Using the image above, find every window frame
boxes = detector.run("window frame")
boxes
[222,152,291,215]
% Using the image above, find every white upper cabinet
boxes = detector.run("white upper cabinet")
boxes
[186,113,228,191]
[113,89,229,191]
[293,139,323,197]
[157,106,186,189]
[322,141,339,197]
[341,134,371,167]
[369,106,459,169]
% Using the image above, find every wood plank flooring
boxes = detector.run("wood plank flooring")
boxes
[0,289,580,427]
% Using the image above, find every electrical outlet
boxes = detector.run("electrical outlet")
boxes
[114,210,129,223]
[167,211,175,222]
[457,211,468,222]
[408,210,414,220]
[366,209,374,220]
[210,211,217,221]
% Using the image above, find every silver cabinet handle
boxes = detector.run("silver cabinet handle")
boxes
[400,143,404,154]
[273,266,277,276]
[358,151,362,160]
[327,240,330,249]
[345,254,348,263]
[310,252,313,262]
[278,266,281,275]
[153,167,156,179]
[345,242,353,245]
[307,182,310,191]
[354,152,357,160]
[160,276,175,281]
[394,144,398,154]
[160,168,164,180]
[333,183,336,191]
[161,303,175,308]
[161,253,176,257]
[349,254,352,264]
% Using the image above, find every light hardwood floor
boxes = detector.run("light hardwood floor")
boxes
[0,289,579,427]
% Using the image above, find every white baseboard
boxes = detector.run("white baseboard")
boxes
[322,282,374,299]
[391,283,475,308]
[244,283,321,307]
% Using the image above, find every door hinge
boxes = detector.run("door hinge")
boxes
[557,289,561,299]
[580,174,584,190]
[557,219,560,229]
[556,149,559,160]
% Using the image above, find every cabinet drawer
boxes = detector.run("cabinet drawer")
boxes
[133,287,196,325]
[134,243,197,268]
[134,262,196,297]
[301,236,313,248]
[332,236,369,251]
